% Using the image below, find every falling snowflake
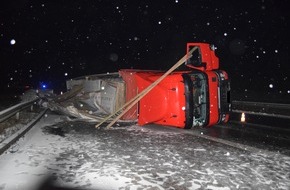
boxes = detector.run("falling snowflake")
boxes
[10,39,16,45]
[109,53,118,62]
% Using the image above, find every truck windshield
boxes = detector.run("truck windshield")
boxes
[190,72,208,127]
[183,72,208,128]
[186,47,203,68]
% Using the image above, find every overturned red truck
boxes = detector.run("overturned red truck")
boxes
[119,43,230,128]
[62,43,230,129]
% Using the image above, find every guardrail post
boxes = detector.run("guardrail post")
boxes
[16,112,20,120]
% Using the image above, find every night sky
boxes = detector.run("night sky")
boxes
[0,0,289,102]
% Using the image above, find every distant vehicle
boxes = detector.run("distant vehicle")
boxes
[62,43,230,129]
[119,43,231,128]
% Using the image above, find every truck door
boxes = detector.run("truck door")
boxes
[186,43,219,71]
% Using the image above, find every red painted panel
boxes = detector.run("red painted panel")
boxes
[135,71,187,128]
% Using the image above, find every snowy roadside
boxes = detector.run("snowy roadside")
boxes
[0,113,289,190]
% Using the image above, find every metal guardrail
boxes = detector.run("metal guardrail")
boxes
[0,98,40,123]
[231,101,290,119]
[232,101,290,109]
[0,108,47,155]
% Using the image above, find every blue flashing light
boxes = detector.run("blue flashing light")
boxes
[42,84,47,89]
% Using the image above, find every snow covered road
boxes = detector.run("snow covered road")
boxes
[0,113,290,190]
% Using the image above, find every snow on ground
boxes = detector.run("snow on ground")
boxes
[0,113,290,190]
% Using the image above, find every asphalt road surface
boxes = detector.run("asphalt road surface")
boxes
[0,112,289,190]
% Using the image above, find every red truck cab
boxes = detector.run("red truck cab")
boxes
[120,43,230,129]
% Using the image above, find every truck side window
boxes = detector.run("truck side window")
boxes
[186,47,203,67]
